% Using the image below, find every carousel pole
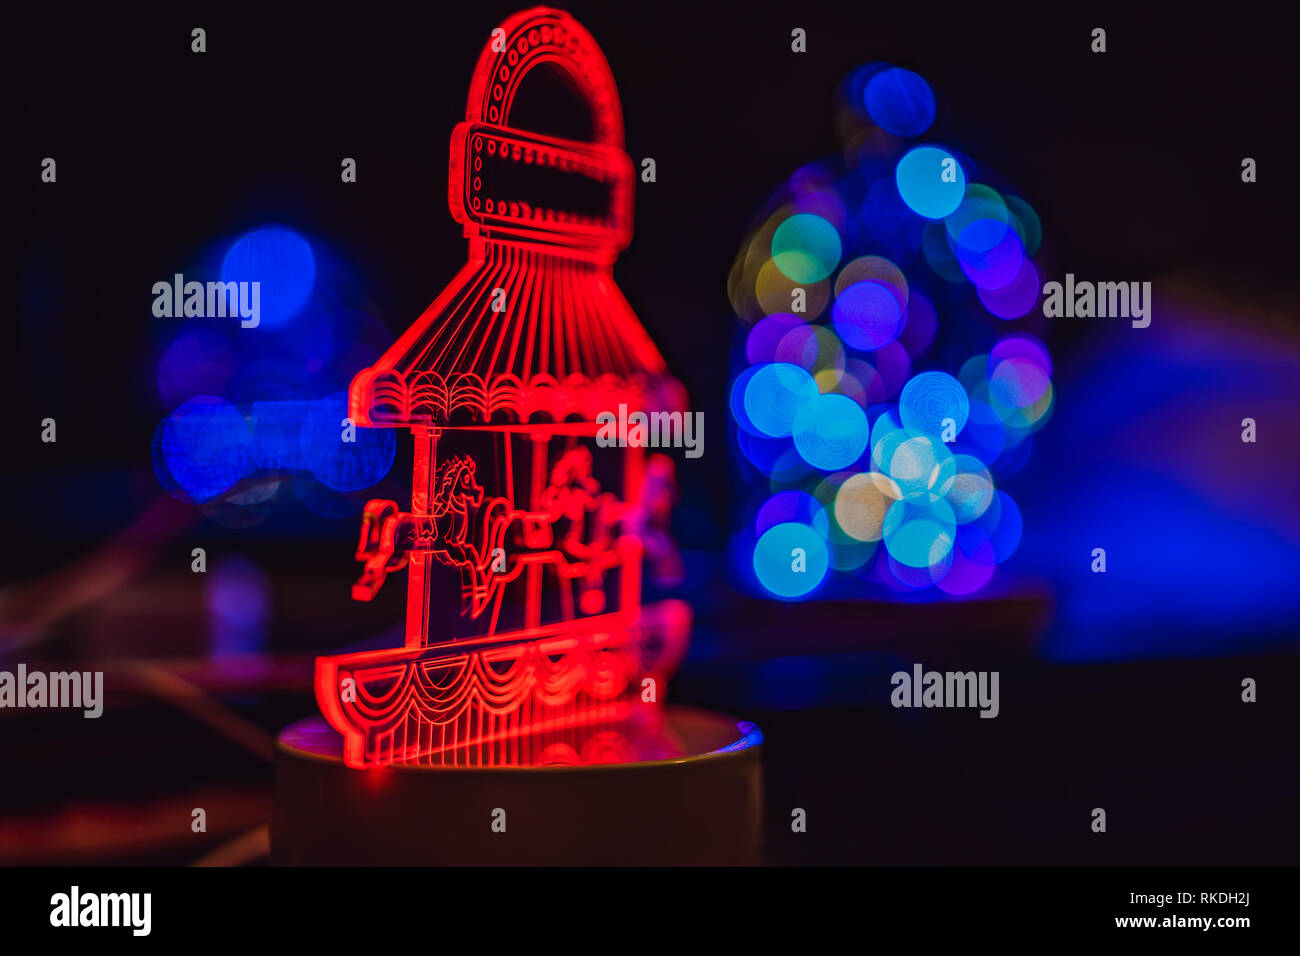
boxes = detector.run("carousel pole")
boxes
[406,426,438,649]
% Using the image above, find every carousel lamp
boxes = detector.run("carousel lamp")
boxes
[273,7,762,866]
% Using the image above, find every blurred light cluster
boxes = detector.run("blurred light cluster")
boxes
[151,224,396,527]
[728,64,1052,600]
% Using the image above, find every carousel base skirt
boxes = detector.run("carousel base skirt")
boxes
[270,706,763,865]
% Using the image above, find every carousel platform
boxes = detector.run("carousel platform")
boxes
[271,705,763,865]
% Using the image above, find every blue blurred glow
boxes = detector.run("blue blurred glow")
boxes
[991,334,1053,378]
[736,428,791,472]
[162,396,252,502]
[250,400,314,470]
[291,472,357,518]
[206,556,270,656]
[840,62,894,117]
[990,357,1052,409]
[753,656,832,709]
[886,553,936,589]
[827,535,877,572]
[922,219,966,282]
[974,490,1022,562]
[898,289,938,355]
[990,426,1034,478]
[853,178,925,261]
[944,188,1010,249]
[299,392,396,491]
[1017,330,1300,659]
[157,329,236,405]
[935,525,996,595]
[757,490,829,537]
[768,444,818,484]
[977,258,1040,318]
[872,340,913,399]
[1035,467,1300,660]
[1004,194,1043,256]
[957,398,1006,461]
[731,365,765,436]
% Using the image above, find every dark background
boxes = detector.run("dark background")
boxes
[11,2,1296,490]
[6,1,1298,865]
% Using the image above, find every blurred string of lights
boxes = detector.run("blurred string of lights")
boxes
[150,224,397,527]
[728,64,1052,600]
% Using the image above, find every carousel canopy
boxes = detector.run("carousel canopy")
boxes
[349,7,679,428]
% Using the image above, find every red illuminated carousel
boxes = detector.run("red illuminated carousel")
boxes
[274,9,761,864]
[315,6,690,769]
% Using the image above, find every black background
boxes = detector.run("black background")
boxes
[12,1,1296,512]
[6,1,1298,870]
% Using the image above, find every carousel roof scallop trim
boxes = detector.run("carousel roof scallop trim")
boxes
[350,367,662,426]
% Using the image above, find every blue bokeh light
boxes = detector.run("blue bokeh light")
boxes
[162,396,252,502]
[771,213,842,284]
[864,67,936,137]
[220,225,316,329]
[886,432,956,496]
[743,363,819,438]
[792,392,870,470]
[727,62,1058,600]
[753,522,830,598]
[954,222,1025,291]
[895,146,965,219]
[832,280,903,350]
[882,493,956,568]
[899,370,970,437]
